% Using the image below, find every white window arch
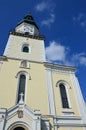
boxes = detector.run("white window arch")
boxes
[7,122,29,130]
[56,80,71,109]
[16,71,31,104]
[22,43,29,53]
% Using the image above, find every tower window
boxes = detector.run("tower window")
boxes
[59,83,69,108]
[23,46,29,53]
[17,74,26,103]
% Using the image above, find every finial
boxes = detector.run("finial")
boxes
[27,12,32,16]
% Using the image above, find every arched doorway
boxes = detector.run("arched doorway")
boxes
[8,123,29,130]
[13,127,25,130]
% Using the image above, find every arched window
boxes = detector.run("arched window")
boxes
[23,46,29,53]
[59,83,69,108]
[17,74,26,103]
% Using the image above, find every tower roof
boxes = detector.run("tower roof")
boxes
[17,13,39,29]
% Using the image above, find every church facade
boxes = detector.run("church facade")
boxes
[0,14,86,130]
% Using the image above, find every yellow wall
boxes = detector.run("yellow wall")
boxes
[52,71,80,116]
[0,58,81,117]
[0,59,48,115]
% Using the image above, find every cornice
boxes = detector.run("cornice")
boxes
[0,56,7,61]
[44,62,76,73]
[0,56,76,73]
[2,56,44,64]
[10,31,45,41]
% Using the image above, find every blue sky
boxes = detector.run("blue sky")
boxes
[0,0,86,100]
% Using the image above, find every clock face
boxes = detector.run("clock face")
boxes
[24,25,34,34]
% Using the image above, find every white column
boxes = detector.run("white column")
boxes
[0,109,6,130]
[71,74,86,123]
[46,68,56,115]
[33,110,41,130]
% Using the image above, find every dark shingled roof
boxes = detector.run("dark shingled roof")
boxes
[17,13,39,29]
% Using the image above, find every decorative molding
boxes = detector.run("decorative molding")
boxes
[10,31,45,41]
[15,71,31,80]
[6,105,41,130]
[6,120,31,130]
[44,62,76,73]
[0,108,7,130]
[54,123,86,127]
[0,56,7,61]
[20,60,30,69]
[3,56,44,64]
[54,116,86,127]
[17,110,23,118]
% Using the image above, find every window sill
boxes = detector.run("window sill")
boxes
[62,108,75,116]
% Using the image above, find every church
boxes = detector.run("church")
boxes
[0,13,86,130]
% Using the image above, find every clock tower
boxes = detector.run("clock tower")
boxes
[4,13,46,62]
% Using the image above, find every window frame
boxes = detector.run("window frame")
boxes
[15,71,31,104]
[56,80,71,109]
[22,44,30,53]
[59,83,69,108]
[20,60,30,69]
[17,74,26,103]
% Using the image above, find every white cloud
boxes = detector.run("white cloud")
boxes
[46,41,68,62]
[35,1,47,12]
[35,1,56,27]
[46,41,86,67]
[73,13,86,30]
[35,0,55,12]
[41,14,55,27]
[72,53,86,66]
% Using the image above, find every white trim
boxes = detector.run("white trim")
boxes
[6,120,31,130]
[20,60,30,69]
[4,35,12,55]
[54,116,86,127]
[16,71,31,79]
[21,43,31,54]
[71,74,86,123]
[46,69,56,115]
[5,105,41,130]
